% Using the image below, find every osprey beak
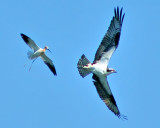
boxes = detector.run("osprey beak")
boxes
[113,70,117,73]
[48,49,52,53]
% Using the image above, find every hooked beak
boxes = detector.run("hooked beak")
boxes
[114,70,117,73]
[47,49,52,53]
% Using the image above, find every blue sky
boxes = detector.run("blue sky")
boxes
[1,0,160,127]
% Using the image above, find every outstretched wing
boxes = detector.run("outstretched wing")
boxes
[92,74,122,118]
[40,54,57,76]
[93,7,125,67]
[21,33,40,51]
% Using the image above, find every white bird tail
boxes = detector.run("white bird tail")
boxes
[77,54,91,77]
[27,51,34,59]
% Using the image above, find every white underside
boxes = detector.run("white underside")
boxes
[28,48,43,59]
[90,63,112,95]
[91,63,107,76]
[97,47,116,69]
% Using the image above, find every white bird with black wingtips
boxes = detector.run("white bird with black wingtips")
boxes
[77,7,127,119]
[21,33,57,76]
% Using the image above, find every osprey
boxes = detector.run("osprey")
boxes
[77,7,126,119]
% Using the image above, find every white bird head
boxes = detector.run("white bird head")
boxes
[107,68,117,75]
[44,46,49,50]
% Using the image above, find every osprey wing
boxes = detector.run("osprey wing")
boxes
[93,74,127,119]
[92,74,121,117]
[93,7,125,67]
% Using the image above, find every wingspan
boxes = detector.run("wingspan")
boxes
[21,33,40,51]
[40,54,57,75]
[92,74,122,118]
[93,7,125,66]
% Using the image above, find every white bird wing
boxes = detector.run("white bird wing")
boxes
[40,54,57,76]
[93,7,125,67]
[92,74,126,119]
[21,33,40,51]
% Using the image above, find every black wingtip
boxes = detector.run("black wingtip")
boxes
[45,62,57,76]
[114,7,125,25]
[20,33,26,38]
[20,33,29,43]
[118,114,128,120]
[114,7,117,17]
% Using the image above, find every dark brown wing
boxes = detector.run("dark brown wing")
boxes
[92,74,127,119]
[93,7,125,66]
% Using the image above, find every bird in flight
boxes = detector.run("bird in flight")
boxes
[21,33,57,76]
[77,7,126,119]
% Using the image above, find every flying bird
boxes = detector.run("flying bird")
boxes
[77,7,126,119]
[21,33,57,75]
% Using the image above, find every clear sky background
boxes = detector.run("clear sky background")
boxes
[1,0,160,128]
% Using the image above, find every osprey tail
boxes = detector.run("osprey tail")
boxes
[77,54,91,77]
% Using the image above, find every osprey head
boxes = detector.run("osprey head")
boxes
[107,68,117,75]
